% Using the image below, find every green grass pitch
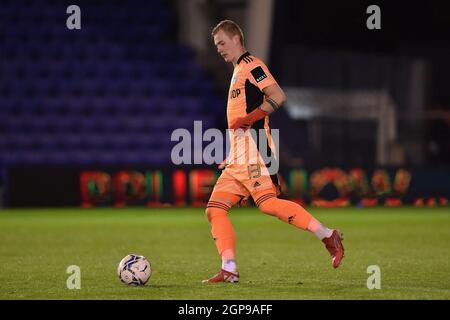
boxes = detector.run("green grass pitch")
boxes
[0,207,449,300]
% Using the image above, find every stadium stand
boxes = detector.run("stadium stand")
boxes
[0,0,223,169]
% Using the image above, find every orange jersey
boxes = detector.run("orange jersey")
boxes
[226,52,278,170]
[227,52,277,125]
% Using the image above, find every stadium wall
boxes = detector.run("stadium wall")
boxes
[4,166,450,208]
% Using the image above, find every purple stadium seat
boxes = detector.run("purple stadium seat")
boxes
[0,0,222,168]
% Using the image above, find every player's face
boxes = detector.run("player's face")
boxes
[213,30,238,63]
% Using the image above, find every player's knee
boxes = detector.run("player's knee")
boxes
[205,207,227,222]
[258,197,277,216]
[205,207,213,222]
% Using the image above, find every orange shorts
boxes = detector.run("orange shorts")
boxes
[207,163,279,210]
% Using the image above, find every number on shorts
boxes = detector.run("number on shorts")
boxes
[247,164,261,179]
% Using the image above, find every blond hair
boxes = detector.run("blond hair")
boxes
[211,20,244,46]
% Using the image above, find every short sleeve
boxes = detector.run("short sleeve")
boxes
[247,61,278,91]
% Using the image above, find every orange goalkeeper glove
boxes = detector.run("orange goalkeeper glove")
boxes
[229,107,268,130]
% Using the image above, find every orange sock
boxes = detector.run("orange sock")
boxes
[205,207,235,256]
[258,197,313,230]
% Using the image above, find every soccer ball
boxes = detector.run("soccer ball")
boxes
[117,254,152,286]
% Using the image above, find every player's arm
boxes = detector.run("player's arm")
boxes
[260,83,286,115]
[229,84,286,130]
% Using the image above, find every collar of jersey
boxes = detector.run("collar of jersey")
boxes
[236,51,251,65]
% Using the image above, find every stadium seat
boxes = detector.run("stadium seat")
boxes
[0,0,223,168]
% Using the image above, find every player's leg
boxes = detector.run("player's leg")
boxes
[203,171,249,283]
[203,191,242,283]
[249,175,345,268]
